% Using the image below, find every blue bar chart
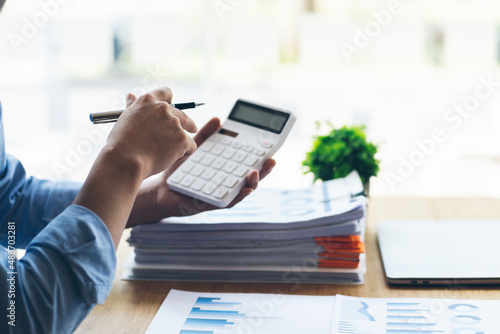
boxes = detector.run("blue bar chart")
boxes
[333,299,445,334]
[146,290,336,334]
[386,302,442,334]
[331,296,498,334]
[148,291,499,334]
[179,297,244,334]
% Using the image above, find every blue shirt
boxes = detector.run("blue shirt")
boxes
[0,102,116,333]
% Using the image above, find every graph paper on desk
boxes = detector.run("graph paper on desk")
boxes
[331,295,500,334]
[146,290,500,334]
[145,290,335,334]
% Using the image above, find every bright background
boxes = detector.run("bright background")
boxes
[1,0,500,196]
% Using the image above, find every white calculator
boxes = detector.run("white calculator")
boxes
[167,99,296,207]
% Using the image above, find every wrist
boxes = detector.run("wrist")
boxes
[74,145,148,248]
[98,145,149,182]
[127,178,163,227]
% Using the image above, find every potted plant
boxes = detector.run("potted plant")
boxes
[302,123,379,196]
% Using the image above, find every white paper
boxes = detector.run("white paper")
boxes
[331,295,500,333]
[146,289,336,334]
[145,290,500,334]
[124,253,367,274]
[138,171,365,228]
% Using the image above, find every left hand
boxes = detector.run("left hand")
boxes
[127,117,276,227]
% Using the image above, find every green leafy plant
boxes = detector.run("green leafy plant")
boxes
[302,123,379,189]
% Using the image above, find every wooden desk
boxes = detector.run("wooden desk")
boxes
[75,197,500,333]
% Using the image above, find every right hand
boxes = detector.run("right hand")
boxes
[74,87,198,249]
[104,87,198,179]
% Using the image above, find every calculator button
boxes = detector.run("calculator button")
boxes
[243,145,254,152]
[190,152,204,163]
[191,179,206,191]
[169,172,184,183]
[209,134,222,142]
[180,162,194,173]
[212,158,226,170]
[221,148,236,159]
[223,176,238,188]
[201,169,216,180]
[222,161,237,173]
[190,165,204,176]
[213,187,228,199]
[232,142,243,149]
[201,155,215,166]
[180,175,195,187]
[200,142,215,152]
[221,138,232,145]
[202,182,217,195]
[210,145,225,156]
[243,156,259,167]
[253,149,266,156]
[213,172,227,185]
[233,166,248,177]
[232,152,247,163]
[261,142,273,149]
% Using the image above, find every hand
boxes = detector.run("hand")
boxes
[105,87,197,179]
[74,87,198,248]
[127,117,276,227]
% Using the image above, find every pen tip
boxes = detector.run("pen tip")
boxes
[197,103,206,107]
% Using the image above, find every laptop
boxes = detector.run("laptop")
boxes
[377,220,500,286]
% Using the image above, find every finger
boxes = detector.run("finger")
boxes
[167,137,197,177]
[226,162,274,207]
[125,93,137,108]
[148,86,173,104]
[184,136,198,156]
[193,118,221,147]
[161,128,203,179]
[167,105,198,133]
[258,159,276,181]
[245,170,259,190]
[227,188,253,208]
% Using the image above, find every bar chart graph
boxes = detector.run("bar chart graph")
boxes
[386,302,442,334]
[146,290,336,334]
[179,297,244,333]
[333,298,444,334]
[148,291,499,334]
[331,296,499,334]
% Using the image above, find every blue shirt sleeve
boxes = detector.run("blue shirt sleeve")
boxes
[0,156,83,248]
[0,102,117,333]
[1,205,116,333]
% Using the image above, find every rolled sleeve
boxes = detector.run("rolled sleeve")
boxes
[1,205,116,334]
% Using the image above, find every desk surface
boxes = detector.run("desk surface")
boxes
[75,197,500,333]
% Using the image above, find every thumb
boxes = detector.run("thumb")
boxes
[126,93,137,108]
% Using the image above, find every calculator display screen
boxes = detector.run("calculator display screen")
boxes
[228,100,289,134]
[219,128,238,137]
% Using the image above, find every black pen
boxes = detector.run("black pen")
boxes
[89,102,205,124]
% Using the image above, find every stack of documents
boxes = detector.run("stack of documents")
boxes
[124,171,367,284]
